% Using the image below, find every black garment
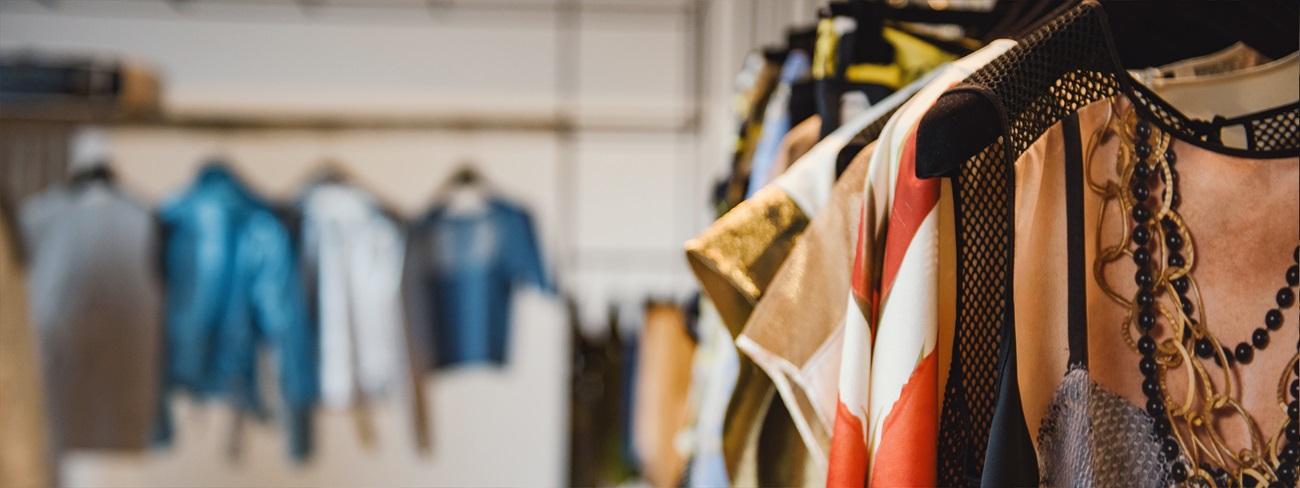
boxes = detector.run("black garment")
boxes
[568,303,636,486]
[568,300,603,487]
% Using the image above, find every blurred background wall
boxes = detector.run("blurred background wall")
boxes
[0,0,815,486]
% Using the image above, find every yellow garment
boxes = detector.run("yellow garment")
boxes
[844,27,960,89]
[0,209,52,488]
[812,18,840,81]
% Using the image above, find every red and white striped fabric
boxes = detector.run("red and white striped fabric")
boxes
[826,41,1016,488]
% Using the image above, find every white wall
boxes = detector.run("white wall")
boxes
[0,0,810,486]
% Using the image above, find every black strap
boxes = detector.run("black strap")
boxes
[1063,113,1089,368]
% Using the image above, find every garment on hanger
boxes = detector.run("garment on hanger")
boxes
[631,302,695,488]
[568,301,638,486]
[823,39,1017,487]
[764,115,823,181]
[747,50,812,198]
[297,181,429,449]
[20,176,165,452]
[684,67,938,488]
[680,296,736,488]
[405,194,549,368]
[0,205,51,488]
[1026,49,1296,488]
[568,301,600,487]
[912,2,1299,485]
[733,137,878,468]
[687,68,936,337]
[813,10,958,140]
[811,14,856,139]
[158,163,315,460]
[719,53,787,216]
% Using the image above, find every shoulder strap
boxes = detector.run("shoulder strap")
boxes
[1063,113,1089,368]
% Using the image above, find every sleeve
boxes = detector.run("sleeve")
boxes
[507,207,551,293]
[166,204,235,389]
[247,212,316,461]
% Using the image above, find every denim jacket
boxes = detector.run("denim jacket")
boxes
[405,195,550,369]
[158,164,316,460]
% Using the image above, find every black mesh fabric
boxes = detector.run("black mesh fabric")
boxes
[854,103,901,146]
[937,4,1117,483]
[933,1,1300,486]
[1243,105,1300,152]
[939,141,1011,486]
[838,104,902,176]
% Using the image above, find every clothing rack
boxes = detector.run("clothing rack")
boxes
[0,0,712,295]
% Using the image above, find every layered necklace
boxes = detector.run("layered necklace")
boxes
[1092,100,1300,487]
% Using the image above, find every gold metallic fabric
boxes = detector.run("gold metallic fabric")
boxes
[686,186,809,337]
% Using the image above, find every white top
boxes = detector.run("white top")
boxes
[301,183,410,408]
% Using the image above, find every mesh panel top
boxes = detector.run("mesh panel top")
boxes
[1038,367,1170,488]
[934,1,1300,485]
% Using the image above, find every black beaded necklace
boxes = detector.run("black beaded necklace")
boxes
[1126,118,1300,487]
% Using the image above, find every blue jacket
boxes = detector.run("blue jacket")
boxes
[405,196,549,369]
[158,164,315,460]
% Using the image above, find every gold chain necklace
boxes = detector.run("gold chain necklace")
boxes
[1089,98,1300,487]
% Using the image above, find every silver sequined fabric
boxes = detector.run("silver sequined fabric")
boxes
[1038,367,1171,487]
